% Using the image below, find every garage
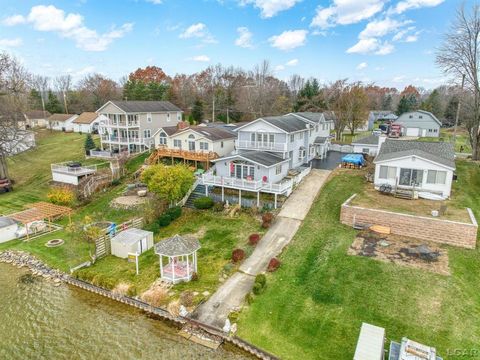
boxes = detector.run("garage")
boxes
[405,127,420,136]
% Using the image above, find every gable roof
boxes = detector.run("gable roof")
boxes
[158,126,179,136]
[24,110,51,119]
[290,112,324,123]
[171,126,236,141]
[108,100,182,113]
[322,111,336,121]
[395,110,442,126]
[374,140,455,169]
[215,151,288,167]
[261,115,309,133]
[47,113,77,122]
[72,112,100,124]
[352,134,380,146]
[111,228,153,246]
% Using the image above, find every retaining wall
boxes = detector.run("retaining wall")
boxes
[340,194,478,249]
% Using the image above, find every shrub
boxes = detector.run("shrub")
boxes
[262,212,274,228]
[245,292,254,305]
[213,202,224,212]
[166,206,182,220]
[232,248,246,263]
[267,258,281,272]
[180,291,195,307]
[255,273,267,287]
[193,196,214,209]
[47,186,76,206]
[252,282,263,295]
[248,233,261,246]
[190,272,198,281]
[112,282,131,296]
[142,287,169,307]
[111,178,121,186]
[157,214,172,227]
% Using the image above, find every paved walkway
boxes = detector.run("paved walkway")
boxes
[191,169,331,329]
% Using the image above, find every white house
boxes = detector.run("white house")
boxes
[72,112,106,133]
[374,140,455,198]
[352,134,387,156]
[24,110,51,128]
[0,217,19,243]
[394,110,441,137]
[110,228,154,259]
[51,162,98,186]
[47,113,78,132]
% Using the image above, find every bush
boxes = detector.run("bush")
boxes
[232,248,246,263]
[111,178,121,186]
[157,214,172,227]
[252,274,267,295]
[262,212,274,228]
[213,202,224,212]
[190,272,198,281]
[193,196,214,209]
[47,186,76,206]
[252,282,263,295]
[142,287,169,307]
[180,291,195,307]
[166,206,182,220]
[248,233,261,246]
[267,258,281,272]
[245,292,254,305]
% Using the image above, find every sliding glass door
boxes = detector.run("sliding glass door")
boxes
[399,168,423,186]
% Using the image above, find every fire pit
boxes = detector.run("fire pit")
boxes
[45,239,64,247]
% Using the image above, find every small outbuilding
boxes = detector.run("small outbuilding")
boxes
[110,228,154,259]
[352,134,387,156]
[0,217,20,243]
[354,323,386,360]
[154,234,200,284]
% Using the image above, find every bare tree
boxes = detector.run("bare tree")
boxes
[54,74,72,113]
[436,3,480,159]
[32,75,50,120]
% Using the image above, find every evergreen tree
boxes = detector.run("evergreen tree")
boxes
[396,96,410,116]
[381,94,393,110]
[29,89,43,110]
[84,134,96,154]
[420,89,442,118]
[191,99,204,123]
[45,90,63,113]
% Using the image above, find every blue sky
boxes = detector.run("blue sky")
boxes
[0,0,463,89]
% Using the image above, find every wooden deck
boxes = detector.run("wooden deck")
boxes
[148,147,219,168]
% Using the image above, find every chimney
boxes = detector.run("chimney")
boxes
[378,134,387,149]
[177,121,189,130]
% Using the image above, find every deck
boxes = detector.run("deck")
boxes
[148,146,219,166]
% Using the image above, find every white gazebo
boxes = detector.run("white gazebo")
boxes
[154,234,200,284]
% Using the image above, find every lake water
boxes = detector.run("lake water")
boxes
[0,263,250,360]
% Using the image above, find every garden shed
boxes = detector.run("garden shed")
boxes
[0,217,19,243]
[154,234,200,284]
[110,228,154,259]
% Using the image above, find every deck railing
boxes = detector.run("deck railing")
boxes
[51,163,97,175]
[151,146,219,163]
[235,140,287,152]
[202,174,263,191]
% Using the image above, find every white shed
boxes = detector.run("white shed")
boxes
[354,323,385,360]
[0,217,19,243]
[110,228,154,259]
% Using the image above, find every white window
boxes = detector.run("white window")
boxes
[298,148,306,160]
[143,129,151,138]
[167,113,170,122]
[379,166,397,179]
[147,113,152,123]
[159,133,167,145]
[275,164,282,175]
[199,142,209,150]
[173,139,182,148]
[290,134,294,142]
[427,170,447,184]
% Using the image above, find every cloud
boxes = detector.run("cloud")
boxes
[311,0,386,29]
[2,14,27,26]
[191,55,210,62]
[393,0,444,14]
[239,0,301,18]
[392,26,419,42]
[269,29,308,51]
[235,27,253,48]
[0,38,23,48]
[146,0,163,4]
[274,64,285,72]
[356,62,368,70]
[3,5,132,51]
[180,22,216,43]
[359,18,411,39]
[347,38,394,55]
[286,58,299,66]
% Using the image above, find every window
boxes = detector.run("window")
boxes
[167,113,170,122]
[298,132,304,140]
[409,115,413,119]
[173,139,182,148]
[362,148,369,154]
[143,129,151,138]
[159,133,167,145]
[399,168,423,186]
[419,115,423,119]
[177,113,181,121]
[221,141,224,148]
[298,147,306,160]
[147,113,152,123]
[275,164,282,175]
[188,134,195,139]
[290,134,294,142]
[251,133,255,142]
[427,170,447,184]
[379,166,397,180]
[199,142,209,150]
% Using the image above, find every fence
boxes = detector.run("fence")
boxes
[329,144,354,153]
[94,217,143,258]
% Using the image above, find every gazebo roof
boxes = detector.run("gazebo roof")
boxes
[154,234,200,256]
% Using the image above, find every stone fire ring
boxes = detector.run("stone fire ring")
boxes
[45,239,65,248]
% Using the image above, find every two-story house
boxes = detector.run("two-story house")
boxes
[201,112,334,207]
[96,100,183,155]
[394,110,441,137]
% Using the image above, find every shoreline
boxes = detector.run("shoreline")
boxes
[0,250,278,360]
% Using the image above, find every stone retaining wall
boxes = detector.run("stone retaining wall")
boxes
[340,194,478,249]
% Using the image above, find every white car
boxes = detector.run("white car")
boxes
[372,129,382,136]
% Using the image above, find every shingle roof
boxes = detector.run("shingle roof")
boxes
[159,126,179,136]
[72,112,99,124]
[291,112,324,123]
[111,228,152,246]
[154,234,201,256]
[190,126,237,141]
[352,134,380,145]
[48,114,77,122]
[110,100,182,113]
[261,115,309,132]
[322,111,336,121]
[24,110,51,119]
[374,140,455,169]
[314,136,329,144]
[0,216,17,228]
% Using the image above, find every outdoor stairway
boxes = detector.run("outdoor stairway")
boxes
[184,184,207,208]
[394,188,414,200]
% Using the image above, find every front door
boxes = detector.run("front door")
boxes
[399,168,423,186]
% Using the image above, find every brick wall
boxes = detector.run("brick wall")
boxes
[340,194,478,249]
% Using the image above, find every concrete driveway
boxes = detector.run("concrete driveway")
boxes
[191,169,331,329]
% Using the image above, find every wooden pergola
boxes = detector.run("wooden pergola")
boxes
[7,202,73,239]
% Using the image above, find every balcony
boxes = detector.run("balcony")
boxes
[101,135,142,144]
[236,140,287,152]
[100,119,139,127]
[148,146,219,165]
[201,174,293,194]
[51,163,97,176]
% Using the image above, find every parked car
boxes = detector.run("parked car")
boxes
[379,124,389,133]
[372,129,382,136]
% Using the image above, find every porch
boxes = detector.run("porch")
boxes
[235,139,288,152]
[147,146,219,168]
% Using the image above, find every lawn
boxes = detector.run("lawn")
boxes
[418,127,472,153]
[237,160,480,360]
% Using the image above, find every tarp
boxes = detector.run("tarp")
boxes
[341,154,365,165]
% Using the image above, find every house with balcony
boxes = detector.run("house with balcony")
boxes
[96,100,183,155]
[201,112,333,207]
[150,123,236,168]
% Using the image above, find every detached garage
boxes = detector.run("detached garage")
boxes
[405,127,420,137]
[394,110,441,138]
[110,228,154,259]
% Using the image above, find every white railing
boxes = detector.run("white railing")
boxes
[51,163,97,174]
[176,178,200,207]
[202,174,263,191]
[293,165,312,185]
[101,136,142,144]
[89,150,112,158]
[261,179,293,194]
[235,140,287,152]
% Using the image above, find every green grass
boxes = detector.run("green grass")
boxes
[237,161,480,360]
[418,128,472,153]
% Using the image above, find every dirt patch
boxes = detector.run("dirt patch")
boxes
[348,231,450,275]
[111,195,148,209]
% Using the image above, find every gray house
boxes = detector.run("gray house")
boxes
[97,100,183,155]
[394,110,441,137]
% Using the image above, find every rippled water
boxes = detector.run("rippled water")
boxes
[0,263,250,360]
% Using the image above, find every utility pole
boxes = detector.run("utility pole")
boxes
[226,107,230,124]
[212,96,215,122]
[453,73,465,147]
[63,92,68,114]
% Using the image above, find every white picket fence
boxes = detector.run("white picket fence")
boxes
[330,144,354,153]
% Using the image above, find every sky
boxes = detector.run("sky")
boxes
[0,0,465,89]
